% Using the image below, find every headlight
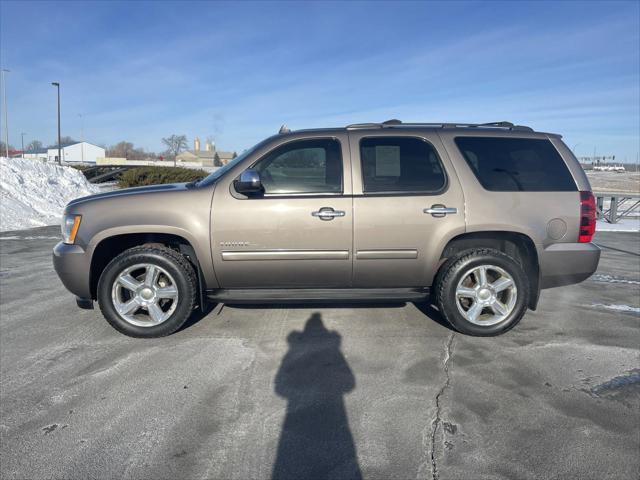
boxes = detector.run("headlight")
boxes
[61,214,82,244]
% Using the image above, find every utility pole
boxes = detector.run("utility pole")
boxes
[78,113,84,163]
[1,69,9,158]
[21,132,25,159]
[51,82,61,164]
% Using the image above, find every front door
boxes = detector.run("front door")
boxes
[349,131,466,287]
[211,134,353,288]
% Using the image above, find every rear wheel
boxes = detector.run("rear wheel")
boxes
[434,248,529,336]
[97,245,197,338]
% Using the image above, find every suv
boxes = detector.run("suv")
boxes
[53,120,600,338]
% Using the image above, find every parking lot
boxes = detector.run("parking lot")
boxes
[1,227,638,479]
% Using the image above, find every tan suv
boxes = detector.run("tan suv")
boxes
[53,120,600,338]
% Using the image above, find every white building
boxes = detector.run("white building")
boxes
[47,142,105,164]
[23,148,48,161]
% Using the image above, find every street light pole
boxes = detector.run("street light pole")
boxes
[21,132,25,159]
[78,113,84,163]
[51,82,61,164]
[1,69,9,158]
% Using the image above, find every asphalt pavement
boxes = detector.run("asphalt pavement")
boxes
[0,227,638,480]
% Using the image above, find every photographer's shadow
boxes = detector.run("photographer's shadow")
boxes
[272,313,362,480]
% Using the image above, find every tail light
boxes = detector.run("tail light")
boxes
[579,191,596,243]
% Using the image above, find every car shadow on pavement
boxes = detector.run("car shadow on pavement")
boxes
[178,303,218,332]
[181,301,455,333]
[229,302,407,310]
[271,312,362,480]
[412,302,457,332]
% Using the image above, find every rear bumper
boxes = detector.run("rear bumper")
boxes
[53,241,92,299]
[539,242,601,289]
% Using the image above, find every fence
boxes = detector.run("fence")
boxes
[595,192,640,224]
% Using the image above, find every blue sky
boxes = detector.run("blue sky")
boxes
[1,1,639,161]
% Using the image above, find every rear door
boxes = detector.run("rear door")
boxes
[211,134,353,288]
[349,130,465,287]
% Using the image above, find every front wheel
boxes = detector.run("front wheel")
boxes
[434,248,530,336]
[97,245,197,338]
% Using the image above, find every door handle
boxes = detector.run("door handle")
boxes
[423,205,458,217]
[312,207,346,221]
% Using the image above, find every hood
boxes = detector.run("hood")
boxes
[67,182,191,208]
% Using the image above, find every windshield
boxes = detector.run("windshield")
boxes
[196,141,264,187]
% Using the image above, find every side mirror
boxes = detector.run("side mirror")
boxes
[235,169,263,194]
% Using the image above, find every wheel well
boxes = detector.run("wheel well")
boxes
[90,233,203,301]
[439,231,540,310]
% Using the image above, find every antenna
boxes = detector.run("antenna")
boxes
[279,124,290,134]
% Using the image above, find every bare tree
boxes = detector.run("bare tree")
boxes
[161,135,188,166]
[26,140,43,151]
[108,141,133,159]
[106,141,154,160]
[47,136,78,148]
[0,141,15,155]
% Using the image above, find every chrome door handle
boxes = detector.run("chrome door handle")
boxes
[423,205,458,217]
[312,207,346,221]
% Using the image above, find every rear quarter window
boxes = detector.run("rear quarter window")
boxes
[454,137,577,192]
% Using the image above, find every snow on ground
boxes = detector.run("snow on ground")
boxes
[1,157,100,232]
[591,303,640,314]
[587,171,640,194]
[590,274,640,285]
[596,218,640,232]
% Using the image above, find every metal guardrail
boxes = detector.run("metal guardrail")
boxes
[595,192,640,224]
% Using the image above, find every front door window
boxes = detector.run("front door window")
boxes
[254,138,343,195]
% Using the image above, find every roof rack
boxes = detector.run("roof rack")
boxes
[346,119,534,132]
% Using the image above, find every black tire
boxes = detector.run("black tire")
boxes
[97,245,197,338]
[434,248,530,336]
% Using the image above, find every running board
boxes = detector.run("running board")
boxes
[206,287,430,304]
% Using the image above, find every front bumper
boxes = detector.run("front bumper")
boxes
[53,241,92,299]
[539,242,601,289]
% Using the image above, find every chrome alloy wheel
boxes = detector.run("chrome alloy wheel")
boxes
[111,263,179,327]
[455,264,517,326]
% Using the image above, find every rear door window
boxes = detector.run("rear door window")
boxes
[360,137,446,193]
[454,137,577,192]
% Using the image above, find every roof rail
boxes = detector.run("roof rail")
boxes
[478,121,514,128]
[345,122,382,130]
[346,119,533,132]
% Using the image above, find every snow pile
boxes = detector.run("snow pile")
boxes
[1,157,100,231]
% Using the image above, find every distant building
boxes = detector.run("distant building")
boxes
[47,142,106,164]
[176,137,235,167]
[23,148,48,160]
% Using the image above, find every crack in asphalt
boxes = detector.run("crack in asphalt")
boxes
[429,332,455,480]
